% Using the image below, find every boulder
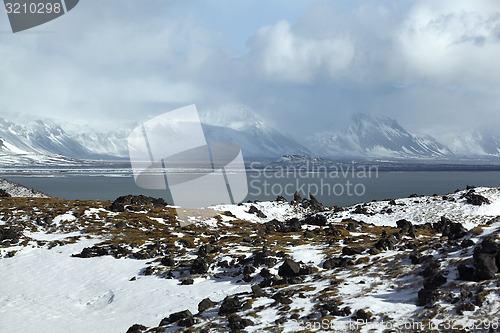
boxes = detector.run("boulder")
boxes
[374,234,398,251]
[278,259,301,277]
[248,205,266,218]
[228,314,253,331]
[417,288,439,306]
[219,295,241,315]
[323,257,354,269]
[465,190,490,206]
[159,309,193,326]
[251,285,264,297]
[396,219,416,237]
[0,226,22,244]
[474,253,498,280]
[198,298,216,313]
[126,324,147,333]
[457,264,475,281]
[303,214,327,226]
[342,246,364,255]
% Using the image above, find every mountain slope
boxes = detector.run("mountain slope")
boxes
[199,105,311,159]
[72,129,130,158]
[306,113,452,159]
[0,118,125,166]
[441,131,500,157]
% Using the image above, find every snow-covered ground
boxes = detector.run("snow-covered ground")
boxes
[0,187,499,332]
[0,178,50,198]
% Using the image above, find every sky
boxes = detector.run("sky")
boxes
[1,0,500,142]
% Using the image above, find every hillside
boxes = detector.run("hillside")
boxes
[0,187,500,332]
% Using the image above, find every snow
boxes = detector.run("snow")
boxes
[290,244,325,266]
[329,187,500,228]
[0,239,250,333]
[0,178,50,198]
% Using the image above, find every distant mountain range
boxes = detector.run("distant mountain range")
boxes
[0,109,499,166]
[305,113,452,159]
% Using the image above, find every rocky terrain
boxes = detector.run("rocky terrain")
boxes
[1,185,500,332]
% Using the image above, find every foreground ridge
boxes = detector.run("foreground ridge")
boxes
[0,187,499,332]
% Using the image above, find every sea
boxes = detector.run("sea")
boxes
[3,169,500,207]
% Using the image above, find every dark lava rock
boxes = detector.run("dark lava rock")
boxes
[396,219,416,237]
[457,264,475,281]
[317,301,350,317]
[303,214,327,226]
[126,324,148,333]
[351,309,372,322]
[0,189,11,197]
[248,205,267,218]
[461,239,475,248]
[423,274,447,289]
[456,302,475,315]
[465,191,490,206]
[198,244,218,256]
[346,221,363,232]
[286,218,302,232]
[219,295,241,315]
[272,292,293,305]
[243,264,256,276]
[308,192,325,211]
[323,257,354,269]
[253,247,278,267]
[251,284,264,297]
[109,194,167,212]
[325,225,342,237]
[73,246,109,258]
[342,246,364,255]
[474,253,498,280]
[190,253,211,274]
[228,314,254,331]
[278,259,301,277]
[353,205,369,215]
[178,316,195,327]
[161,254,175,266]
[181,277,194,285]
[293,191,302,203]
[198,298,216,312]
[0,226,22,244]
[276,195,287,202]
[432,216,467,240]
[265,218,302,233]
[474,236,499,255]
[374,234,398,251]
[417,288,440,306]
[160,309,193,326]
[472,236,499,280]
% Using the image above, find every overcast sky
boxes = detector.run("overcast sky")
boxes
[1,0,499,140]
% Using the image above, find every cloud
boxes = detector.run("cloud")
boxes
[396,0,500,88]
[246,20,354,83]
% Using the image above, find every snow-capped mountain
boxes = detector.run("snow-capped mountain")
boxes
[199,105,311,159]
[440,131,500,158]
[0,118,117,166]
[305,113,452,159]
[73,129,130,158]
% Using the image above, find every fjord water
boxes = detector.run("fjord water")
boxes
[4,170,500,207]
